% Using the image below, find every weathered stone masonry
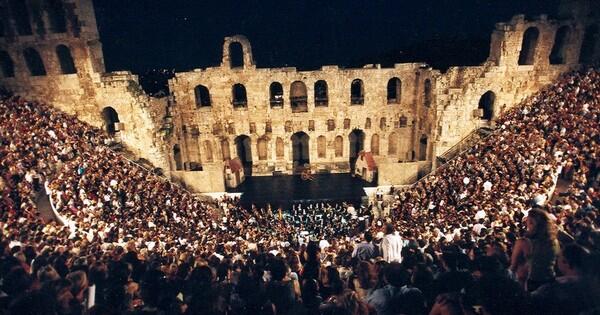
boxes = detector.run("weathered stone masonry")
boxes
[0,0,598,192]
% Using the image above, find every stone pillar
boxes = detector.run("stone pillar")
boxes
[250,136,258,164]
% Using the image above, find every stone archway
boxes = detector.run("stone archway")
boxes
[101,107,120,135]
[291,131,310,168]
[519,27,540,65]
[478,91,495,121]
[235,135,252,175]
[349,129,365,171]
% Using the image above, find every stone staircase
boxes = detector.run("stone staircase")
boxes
[436,126,493,166]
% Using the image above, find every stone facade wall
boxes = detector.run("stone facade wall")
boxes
[432,14,589,159]
[168,50,437,178]
[0,0,598,192]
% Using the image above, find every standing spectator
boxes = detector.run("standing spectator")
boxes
[381,224,403,263]
[510,209,560,291]
[352,231,378,261]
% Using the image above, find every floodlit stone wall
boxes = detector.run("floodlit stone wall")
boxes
[0,0,169,173]
[168,45,436,178]
[0,0,598,192]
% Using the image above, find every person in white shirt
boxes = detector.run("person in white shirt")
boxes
[381,223,403,263]
[474,208,487,221]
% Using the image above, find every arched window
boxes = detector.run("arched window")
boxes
[229,42,244,68]
[334,136,343,157]
[194,85,211,107]
[579,24,599,64]
[204,140,213,162]
[257,137,268,160]
[371,134,380,155]
[387,77,402,104]
[0,51,15,78]
[56,45,76,74]
[550,26,571,65]
[365,118,371,129]
[269,82,283,107]
[399,116,407,128]
[9,0,32,35]
[276,137,284,159]
[44,0,66,33]
[423,79,432,107]
[317,135,326,158]
[290,81,308,112]
[518,27,540,65]
[388,132,398,155]
[232,83,247,108]
[173,144,183,170]
[351,79,364,105]
[478,91,495,121]
[314,80,328,106]
[23,48,46,76]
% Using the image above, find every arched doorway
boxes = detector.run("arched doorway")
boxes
[235,135,252,175]
[349,129,365,171]
[291,132,310,168]
[478,91,495,121]
[101,107,120,135]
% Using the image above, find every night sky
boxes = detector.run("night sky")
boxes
[93,0,560,74]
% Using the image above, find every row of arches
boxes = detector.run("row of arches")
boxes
[2,0,67,37]
[172,130,427,171]
[0,45,76,78]
[193,77,421,109]
[518,24,599,66]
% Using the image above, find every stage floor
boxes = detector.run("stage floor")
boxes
[228,173,377,210]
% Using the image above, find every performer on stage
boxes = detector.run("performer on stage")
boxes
[301,166,315,181]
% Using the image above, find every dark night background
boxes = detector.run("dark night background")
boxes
[92,0,560,93]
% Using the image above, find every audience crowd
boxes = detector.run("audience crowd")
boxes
[0,68,598,315]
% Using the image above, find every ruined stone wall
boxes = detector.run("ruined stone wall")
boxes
[166,9,597,189]
[168,46,437,179]
[432,14,588,161]
[0,0,169,172]
[1,0,598,192]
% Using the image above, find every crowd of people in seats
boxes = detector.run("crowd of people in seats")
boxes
[0,68,597,315]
